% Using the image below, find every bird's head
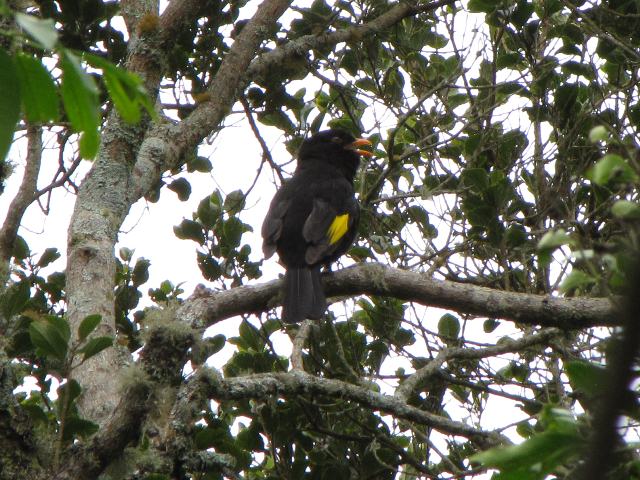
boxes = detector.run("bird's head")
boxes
[299,129,373,159]
[298,129,373,178]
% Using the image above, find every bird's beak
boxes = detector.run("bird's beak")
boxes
[346,138,373,157]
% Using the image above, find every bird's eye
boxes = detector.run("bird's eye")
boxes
[331,136,342,143]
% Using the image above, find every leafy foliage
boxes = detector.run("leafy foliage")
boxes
[1,0,640,479]
[0,5,154,161]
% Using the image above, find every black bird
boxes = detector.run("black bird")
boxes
[261,129,372,323]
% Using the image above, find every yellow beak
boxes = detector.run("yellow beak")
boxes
[346,138,373,157]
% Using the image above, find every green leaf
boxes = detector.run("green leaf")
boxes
[516,421,535,439]
[258,110,294,132]
[173,219,205,244]
[461,168,489,191]
[197,196,221,229]
[465,203,494,227]
[195,426,221,450]
[588,125,608,143]
[424,31,448,49]
[58,378,82,409]
[505,225,527,247]
[327,117,357,134]
[612,200,640,219]
[78,314,102,342]
[206,334,226,356]
[483,318,499,333]
[12,235,30,260]
[160,280,173,294]
[168,177,192,201]
[467,0,497,13]
[239,320,262,351]
[14,54,59,122]
[78,336,113,361]
[590,154,637,185]
[83,52,156,122]
[537,229,570,250]
[187,155,213,173]
[15,13,58,50]
[36,247,61,268]
[0,49,21,163]
[223,217,246,248]
[197,252,222,281]
[62,416,99,441]
[20,401,48,425]
[60,51,100,159]
[562,60,594,79]
[29,317,69,360]
[559,269,596,294]
[565,360,606,400]
[131,258,150,287]
[224,190,246,215]
[471,430,583,478]
[1,280,30,318]
[497,52,525,69]
[237,424,264,451]
[104,71,141,123]
[119,247,134,261]
[438,313,460,340]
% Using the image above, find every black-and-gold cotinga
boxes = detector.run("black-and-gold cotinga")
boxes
[261,129,372,323]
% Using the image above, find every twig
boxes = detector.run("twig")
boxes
[290,320,313,370]
[395,328,560,401]
[239,95,284,183]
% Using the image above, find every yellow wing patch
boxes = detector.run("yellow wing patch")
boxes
[328,213,349,245]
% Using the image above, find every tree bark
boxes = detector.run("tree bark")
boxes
[193,368,509,449]
[0,126,42,286]
[65,0,294,425]
[177,263,617,330]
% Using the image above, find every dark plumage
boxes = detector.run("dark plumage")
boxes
[261,129,372,323]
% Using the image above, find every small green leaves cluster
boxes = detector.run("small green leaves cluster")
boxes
[0,6,154,161]
[23,313,110,445]
[174,189,261,287]
[473,355,640,479]
[114,247,151,350]
[2,253,112,446]
[352,297,414,374]
[28,313,113,375]
[535,124,640,296]
[223,318,285,378]
[472,405,585,480]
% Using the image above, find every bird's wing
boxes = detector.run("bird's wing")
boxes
[303,196,358,265]
[261,192,291,259]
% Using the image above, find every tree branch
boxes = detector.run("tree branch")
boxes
[64,0,170,425]
[177,263,616,330]
[158,0,207,47]
[195,368,509,448]
[395,328,561,401]
[129,0,293,199]
[0,125,42,285]
[245,0,456,85]
[291,319,313,370]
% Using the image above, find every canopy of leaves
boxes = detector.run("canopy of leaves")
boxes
[1,0,640,479]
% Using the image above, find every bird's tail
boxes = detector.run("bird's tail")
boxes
[281,267,326,323]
